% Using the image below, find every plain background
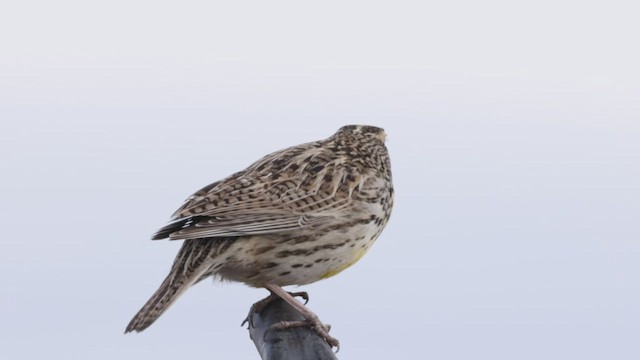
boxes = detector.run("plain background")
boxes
[1,1,639,359]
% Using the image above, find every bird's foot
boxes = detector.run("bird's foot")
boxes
[263,284,339,350]
[241,291,309,327]
[270,317,340,350]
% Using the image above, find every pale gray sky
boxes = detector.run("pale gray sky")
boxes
[1,1,639,359]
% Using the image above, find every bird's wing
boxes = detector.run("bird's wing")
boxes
[153,147,361,240]
[156,212,338,240]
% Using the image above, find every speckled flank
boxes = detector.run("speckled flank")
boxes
[126,125,394,333]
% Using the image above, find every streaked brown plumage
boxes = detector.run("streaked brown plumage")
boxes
[125,125,394,346]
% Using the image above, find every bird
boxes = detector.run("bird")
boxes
[125,125,394,348]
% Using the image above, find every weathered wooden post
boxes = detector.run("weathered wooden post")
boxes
[248,298,338,360]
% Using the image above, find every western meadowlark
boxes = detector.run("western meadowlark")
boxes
[125,125,394,347]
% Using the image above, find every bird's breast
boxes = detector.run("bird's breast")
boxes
[216,215,386,287]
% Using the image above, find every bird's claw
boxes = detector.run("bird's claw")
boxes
[267,319,340,351]
[242,291,310,327]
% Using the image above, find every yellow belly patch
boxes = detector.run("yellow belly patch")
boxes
[320,247,370,279]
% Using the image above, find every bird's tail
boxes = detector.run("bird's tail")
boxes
[125,238,230,333]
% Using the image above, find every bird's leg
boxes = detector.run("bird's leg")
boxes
[264,284,340,349]
[241,290,309,327]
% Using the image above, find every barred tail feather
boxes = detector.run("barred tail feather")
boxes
[125,238,230,333]
[125,268,202,332]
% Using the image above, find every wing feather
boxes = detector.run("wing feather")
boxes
[153,142,364,240]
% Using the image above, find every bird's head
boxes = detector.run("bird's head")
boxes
[335,125,387,143]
